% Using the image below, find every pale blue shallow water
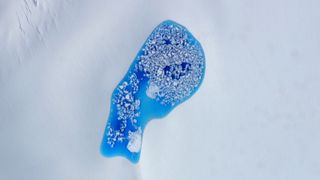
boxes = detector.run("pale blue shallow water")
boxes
[101,20,206,163]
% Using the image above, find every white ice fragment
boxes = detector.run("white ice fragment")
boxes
[125,94,130,100]
[146,83,159,99]
[134,99,140,109]
[157,68,163,76]
[127,128,142,153]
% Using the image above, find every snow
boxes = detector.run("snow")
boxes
[1,0,320,180]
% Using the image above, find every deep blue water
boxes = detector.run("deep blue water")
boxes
[101,20,206,163]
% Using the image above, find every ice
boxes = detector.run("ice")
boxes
[100,20,205,163]
[146,83,159,99]
[1,0,320,180]
[127,128,142,153]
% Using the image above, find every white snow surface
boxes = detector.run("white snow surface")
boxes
[1,0,320,180]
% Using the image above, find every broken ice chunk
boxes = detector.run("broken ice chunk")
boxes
[146,83,159,99]
[127,128,142,153]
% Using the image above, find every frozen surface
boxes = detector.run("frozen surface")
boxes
[1,0,320,180]
[101,20,205,163]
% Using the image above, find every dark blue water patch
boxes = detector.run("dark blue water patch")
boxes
[101,20,206,164]
[163,62,192,80]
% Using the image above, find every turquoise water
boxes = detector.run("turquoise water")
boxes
[101,20,206,163]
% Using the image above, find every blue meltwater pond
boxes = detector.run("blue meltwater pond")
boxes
[101,20,206,163]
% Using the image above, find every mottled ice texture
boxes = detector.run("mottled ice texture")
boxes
[100,20,205,163]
